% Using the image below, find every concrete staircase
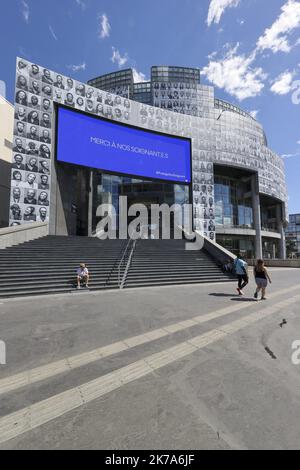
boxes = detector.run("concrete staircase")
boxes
[0,236,126,298]
[0,236,234,298]
[124,239,233,288]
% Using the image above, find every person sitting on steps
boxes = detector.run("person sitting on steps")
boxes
[76,263,89,289]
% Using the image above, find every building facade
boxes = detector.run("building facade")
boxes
[285,214,300,258]
[0,95,14,227]
[9,60,288,259]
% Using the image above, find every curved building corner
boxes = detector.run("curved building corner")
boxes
[9,60,288,261]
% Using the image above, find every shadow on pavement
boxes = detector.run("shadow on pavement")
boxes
[209,293,235,297]
[231,297,257,302]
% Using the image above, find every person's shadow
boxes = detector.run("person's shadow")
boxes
[209,293,234,298]
[209,293,257,302]
[231,297,257,302]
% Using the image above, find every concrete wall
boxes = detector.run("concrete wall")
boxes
[0,96,14,228]
[0,222,49,249]
[246,259,300,268]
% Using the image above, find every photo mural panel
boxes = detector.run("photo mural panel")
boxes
[10,58,133,228]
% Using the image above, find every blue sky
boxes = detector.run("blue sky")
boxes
[1,0,300,213]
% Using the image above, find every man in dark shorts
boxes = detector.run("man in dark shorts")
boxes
[234,254,249,296]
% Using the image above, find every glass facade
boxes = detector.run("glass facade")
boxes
[91,172,190,236]
[216,235,254,258]
[133,82,152,104]
[285,213,300,258]
[88,69,133,98]
[151,66,200,83]
[214,175,253,228]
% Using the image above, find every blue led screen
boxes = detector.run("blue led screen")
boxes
[56,107,191,183]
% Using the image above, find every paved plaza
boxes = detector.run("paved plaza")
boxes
[0,268,299,450]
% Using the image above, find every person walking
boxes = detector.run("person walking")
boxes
[253,259,272,300]
[234,254,249,296]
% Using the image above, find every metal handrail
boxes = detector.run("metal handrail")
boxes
[120,240,136,289]
[118,239,136,288]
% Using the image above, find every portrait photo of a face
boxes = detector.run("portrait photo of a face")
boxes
[27,124,39,141]
[24,172,38,189]
[40,128,51,144]
[42,84,53,97]
[11,187,22,203]
[10,204,22,221]
[29,79,40,95]
[41,112,51,128]
[28,93,40,109]
[23,205,37,221]
[15,106,27,122]
[53,89,64,103]
[66,78,74,91]
[65,92,75,107]
[39,174,49,190]
[75,83,85,97]
[30,64,41,79]
[24,188,37,205]
[39,144,51,159]
[15,90,28,106]
[11,171,24,188]
[86,88,94,99]
[76,96,85,109]
[105,93,113,106]
[39,160,50,174]
[114,96,121,106]
[12,154,25,170]
[38,191,50,206]
[85,99,94,113]
[26,140,39,156]
[114,108,122,119]
[42,68,54,85]
[96,103,104,115]
[26,156,39,173]
[17,60,28,73]
[13,137,26,154]
[27,110,40,125]
[14,121,26,137]
[16,74,28,91]
[54,74,65,89]
[42,98,52,112]
[38,206,48,222]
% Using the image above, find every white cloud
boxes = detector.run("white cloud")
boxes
[297,140,300,144]
[111,47,128,68]
[249,110,259,119]
[207,0,240,26]
[49,25,58,41]
[67,62,86,72]
[99,13,111,39]
[270,70,295,94]
[21,0,30,23]
[257,0,300,53]
[201,44,267,100]
[75,0,86,9]
[132,68,147,83]
[282,152,300,159]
